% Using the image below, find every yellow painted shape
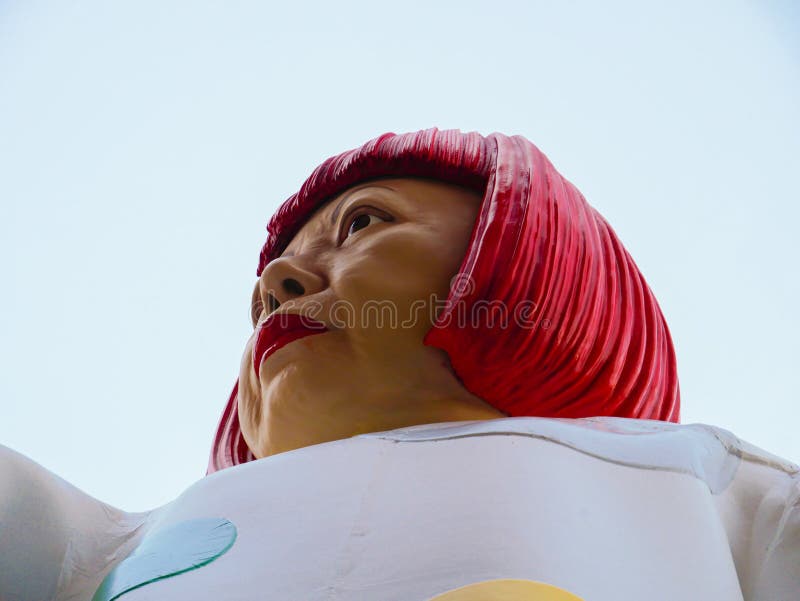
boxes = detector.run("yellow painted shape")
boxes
[428,578,584,601]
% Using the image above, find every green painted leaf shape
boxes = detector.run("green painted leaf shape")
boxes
[92,517,237,601]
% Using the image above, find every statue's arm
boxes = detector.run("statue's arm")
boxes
[747,468,800,601]
[0,445,149,601]
[717,448,800,601]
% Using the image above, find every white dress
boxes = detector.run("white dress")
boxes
[1,417,798,600]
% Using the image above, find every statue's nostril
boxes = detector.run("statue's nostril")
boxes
[283,278,305,296]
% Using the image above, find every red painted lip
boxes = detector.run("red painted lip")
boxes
[253,313,328,380]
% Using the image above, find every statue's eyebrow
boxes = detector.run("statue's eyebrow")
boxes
[330,184,395,225]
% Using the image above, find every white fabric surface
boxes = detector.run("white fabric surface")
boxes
[1,417,797,600]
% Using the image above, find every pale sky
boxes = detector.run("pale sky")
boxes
[1,0,798,511]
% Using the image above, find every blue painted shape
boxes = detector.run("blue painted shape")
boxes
[92,517,237,601]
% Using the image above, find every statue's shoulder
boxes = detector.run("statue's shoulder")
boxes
[364,416,798,494]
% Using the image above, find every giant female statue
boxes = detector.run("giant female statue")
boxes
[1,130,796,601]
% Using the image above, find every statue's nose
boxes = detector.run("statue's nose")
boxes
[258,256,325,309]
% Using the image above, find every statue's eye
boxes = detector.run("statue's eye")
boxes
[340,207,393,242]
[348,213,383,236]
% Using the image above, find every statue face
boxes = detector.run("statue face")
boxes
[238,177,503,458]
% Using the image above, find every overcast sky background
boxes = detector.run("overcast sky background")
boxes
[2,1,798,511]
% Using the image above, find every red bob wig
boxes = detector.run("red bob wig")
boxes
[208,129,679,474]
